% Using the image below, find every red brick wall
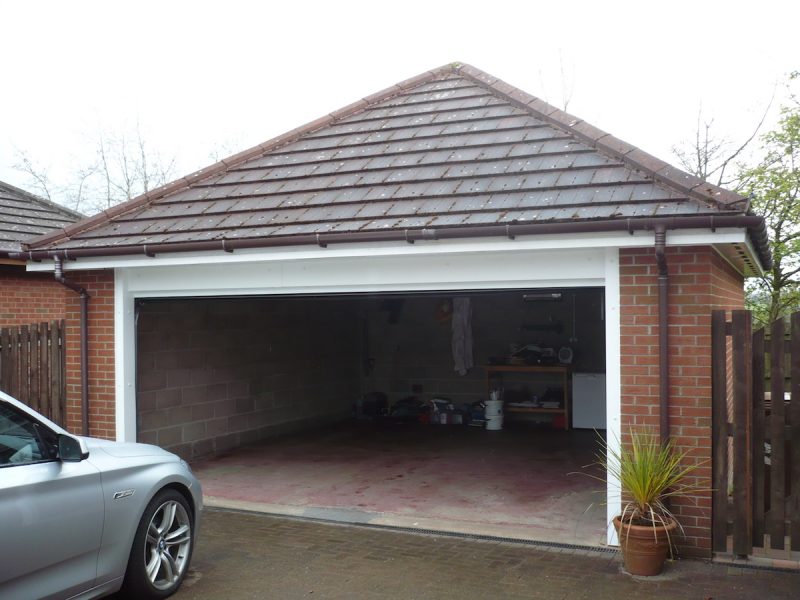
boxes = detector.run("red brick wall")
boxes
[62,270,116,439]
[0,265,68,326]
[0,265,116,439]
[620,246,744,558]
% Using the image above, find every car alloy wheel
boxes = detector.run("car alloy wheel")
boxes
[144,498,193,590]
[123,488,195,598]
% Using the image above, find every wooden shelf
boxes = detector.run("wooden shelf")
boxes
[485,365,568,373]
[484,364,571,430]
[502,406,564,414]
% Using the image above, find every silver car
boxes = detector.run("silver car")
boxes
[0,391,202,599]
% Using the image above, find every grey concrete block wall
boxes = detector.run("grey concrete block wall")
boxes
[136,290,605,460]
[137,297,361,460]
[361,290,606,405]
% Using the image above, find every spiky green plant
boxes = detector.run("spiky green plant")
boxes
[602,428,707,529]
[575,427,710,555]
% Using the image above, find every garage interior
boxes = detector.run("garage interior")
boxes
[136,288,609,546]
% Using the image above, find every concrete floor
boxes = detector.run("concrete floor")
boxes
[191,421,608,547]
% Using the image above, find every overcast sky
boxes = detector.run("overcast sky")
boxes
[1,0,797,209]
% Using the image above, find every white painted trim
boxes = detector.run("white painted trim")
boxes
[742,235,766,274]
[110,244,615,448]
[25,229,748,272]
[120,247,605,298]
[114,269,137,442]
[107,240,624,541]
[604,248,621,546]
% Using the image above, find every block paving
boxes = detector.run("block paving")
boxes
[171,509,800,600]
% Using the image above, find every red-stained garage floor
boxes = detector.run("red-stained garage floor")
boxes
[191,422,609,547]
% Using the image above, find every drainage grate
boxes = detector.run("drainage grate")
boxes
[712,556,800,574]
[211,506,617,554]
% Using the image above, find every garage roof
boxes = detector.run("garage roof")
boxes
[0,180,82,258]
[20,63,771,270]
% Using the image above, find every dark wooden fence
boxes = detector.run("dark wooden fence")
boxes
[712,310,800,555]
[0,320,66,425]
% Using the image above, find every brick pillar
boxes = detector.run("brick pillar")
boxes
[620,246,744,557]
[63,269,116,439]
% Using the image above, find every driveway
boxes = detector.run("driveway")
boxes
[170,509,800,599]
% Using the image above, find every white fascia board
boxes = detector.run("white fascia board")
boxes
[25,228,747,273]
[123,247,605,298]
[664,228,746,247]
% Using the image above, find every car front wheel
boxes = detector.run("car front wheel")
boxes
[122,488,194,599]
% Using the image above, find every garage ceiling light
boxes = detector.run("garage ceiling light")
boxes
[523,293,563,301]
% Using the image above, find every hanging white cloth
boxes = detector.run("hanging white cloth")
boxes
[451,297,473,376]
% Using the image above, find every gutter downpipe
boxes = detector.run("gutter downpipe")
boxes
[53,256,91,436]
[654,226,670,446]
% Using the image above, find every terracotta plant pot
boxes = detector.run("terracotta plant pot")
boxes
[613,515,678,576]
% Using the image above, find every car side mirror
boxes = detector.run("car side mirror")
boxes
[58,434,89,462]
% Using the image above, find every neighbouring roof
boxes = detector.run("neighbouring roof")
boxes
[0,181,83,257]
[21,63,771,271]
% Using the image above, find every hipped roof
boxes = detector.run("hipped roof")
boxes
[20,63,771,271]
[0,181,82,257]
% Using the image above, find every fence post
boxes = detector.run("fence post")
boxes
[50,321,64,426]
[30,323,41,414]
[752,327,766,546]
[769,318,786,550]
[732,310,753,556]
[790,312,800,551]
[711,310,729,552]
[20,325,31,405]
[0,327,11,394]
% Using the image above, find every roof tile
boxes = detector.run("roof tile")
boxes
[525,97,560,117]
[0,181,82,254]
[624,149,671,177]
[329,99,369,120]
[23,63,759,264]
[569,120,609,144]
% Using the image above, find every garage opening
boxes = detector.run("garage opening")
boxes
[136,288,608,546]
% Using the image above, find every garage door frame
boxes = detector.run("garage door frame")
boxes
[111,238,622,543]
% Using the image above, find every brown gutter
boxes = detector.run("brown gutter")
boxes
[654,226,670,445]
[14,214,770,271]
[53,256,91,437]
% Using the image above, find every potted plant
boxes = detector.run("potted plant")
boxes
[595,428,707,576]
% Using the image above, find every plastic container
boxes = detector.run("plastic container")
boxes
[484,399,503,418]
[486,414,504,431]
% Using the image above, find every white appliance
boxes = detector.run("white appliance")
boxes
[572,373,606,429]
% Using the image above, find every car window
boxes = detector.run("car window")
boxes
[0,403,57,467]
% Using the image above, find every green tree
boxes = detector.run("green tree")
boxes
[739,73,800,326]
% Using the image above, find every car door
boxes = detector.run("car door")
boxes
[0,402,104,600]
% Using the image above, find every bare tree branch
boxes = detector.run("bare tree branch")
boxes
[714,92,775,187]
[12,149,53,202]
[13,123,175,215]
[672,93,774,189]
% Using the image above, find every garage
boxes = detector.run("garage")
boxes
[135,286,608,545]
[18,63,771,555]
